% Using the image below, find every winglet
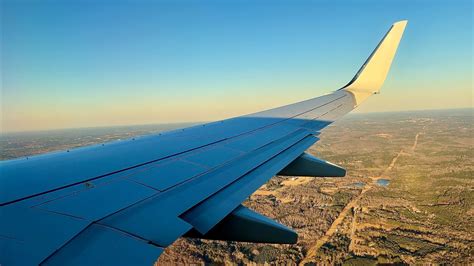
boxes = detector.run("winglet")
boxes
[342,20,407,105]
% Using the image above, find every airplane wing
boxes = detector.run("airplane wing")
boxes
[0,21,407,265]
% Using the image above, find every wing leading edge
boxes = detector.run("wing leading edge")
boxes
[0,21,407,265]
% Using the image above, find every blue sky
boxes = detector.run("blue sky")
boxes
[1,0,472,132]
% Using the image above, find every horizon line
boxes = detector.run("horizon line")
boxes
[1,107,472,135]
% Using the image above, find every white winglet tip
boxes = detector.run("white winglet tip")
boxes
[342,20,407,105]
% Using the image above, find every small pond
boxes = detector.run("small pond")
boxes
[376,179,390,186]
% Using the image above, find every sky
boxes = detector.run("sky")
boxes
[1,0,472,132]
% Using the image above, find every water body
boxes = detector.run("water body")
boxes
[377,179,390,186]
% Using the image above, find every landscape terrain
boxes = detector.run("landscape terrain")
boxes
[1,109,472,265]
